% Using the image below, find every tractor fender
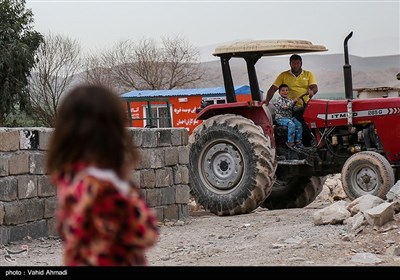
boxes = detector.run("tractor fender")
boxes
[196,102,275,148]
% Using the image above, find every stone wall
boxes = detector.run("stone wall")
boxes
[0,127,190,244]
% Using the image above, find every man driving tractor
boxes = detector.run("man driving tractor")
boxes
[263,54,318,149]
[262,54,318,107]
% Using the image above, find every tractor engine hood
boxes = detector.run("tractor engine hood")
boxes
[304,98,400,128]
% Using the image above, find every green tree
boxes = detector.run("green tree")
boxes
[0,0,42,126]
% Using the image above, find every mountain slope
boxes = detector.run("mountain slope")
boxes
[195,54,400,94]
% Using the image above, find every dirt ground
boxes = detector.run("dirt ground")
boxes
[1,194,399,267]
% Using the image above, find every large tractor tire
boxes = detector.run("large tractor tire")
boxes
[189,114,276,216]
[341,151,394,200]
[261,176,326,210]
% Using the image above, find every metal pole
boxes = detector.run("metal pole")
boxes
[126,100,133,127]
[220,56,236,103]
[147,100,154,127]
[166,101,172,127]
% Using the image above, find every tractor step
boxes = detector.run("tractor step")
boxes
[277,159,307,165]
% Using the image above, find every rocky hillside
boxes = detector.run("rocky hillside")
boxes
[66,54,399,97]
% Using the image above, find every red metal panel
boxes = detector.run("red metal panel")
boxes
[304,98,400,162]
[169,96,202,133]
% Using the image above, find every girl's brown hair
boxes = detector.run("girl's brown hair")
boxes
[47,85,135,178]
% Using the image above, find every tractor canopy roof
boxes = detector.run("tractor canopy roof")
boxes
[213,39,327,57]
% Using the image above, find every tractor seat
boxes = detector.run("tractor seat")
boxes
[262,103,277,125]
[263,103,282,127]
[262,103,287,145]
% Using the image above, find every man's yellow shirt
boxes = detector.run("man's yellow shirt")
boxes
[273,70,317,106]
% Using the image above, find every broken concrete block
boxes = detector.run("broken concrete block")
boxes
[346,212,367,234]
[363,202,394,227]
[347,194,384,215]
[391,200,400,213]
[351,253,383,264]
[313,200,351,225]
[387,181,400,201]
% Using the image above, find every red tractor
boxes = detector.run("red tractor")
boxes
[189,33,400,216]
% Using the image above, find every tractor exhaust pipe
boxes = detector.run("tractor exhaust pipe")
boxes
[343,32,354,100]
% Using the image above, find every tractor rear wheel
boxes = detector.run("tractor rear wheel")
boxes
[341,151,394,200]
[261,176,326,209]
[189,114,276,216]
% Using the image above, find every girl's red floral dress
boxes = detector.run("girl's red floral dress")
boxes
[53,163,158,266]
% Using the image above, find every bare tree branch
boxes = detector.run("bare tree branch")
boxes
[162,35,203,89]
[83,35,203,96]
[83,49,117,92]
[101,36,203,91]
[29,33,81,127]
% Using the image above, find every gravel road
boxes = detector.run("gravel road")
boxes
[2,197,399,266]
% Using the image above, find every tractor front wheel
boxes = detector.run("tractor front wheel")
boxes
[341,151,394,200]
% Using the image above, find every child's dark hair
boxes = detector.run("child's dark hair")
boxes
[47,85,136,178]
[279,84,289,92]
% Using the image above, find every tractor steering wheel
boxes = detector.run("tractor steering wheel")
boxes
[292,92,310,112]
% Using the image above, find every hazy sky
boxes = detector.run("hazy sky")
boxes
[26,1,399,61]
